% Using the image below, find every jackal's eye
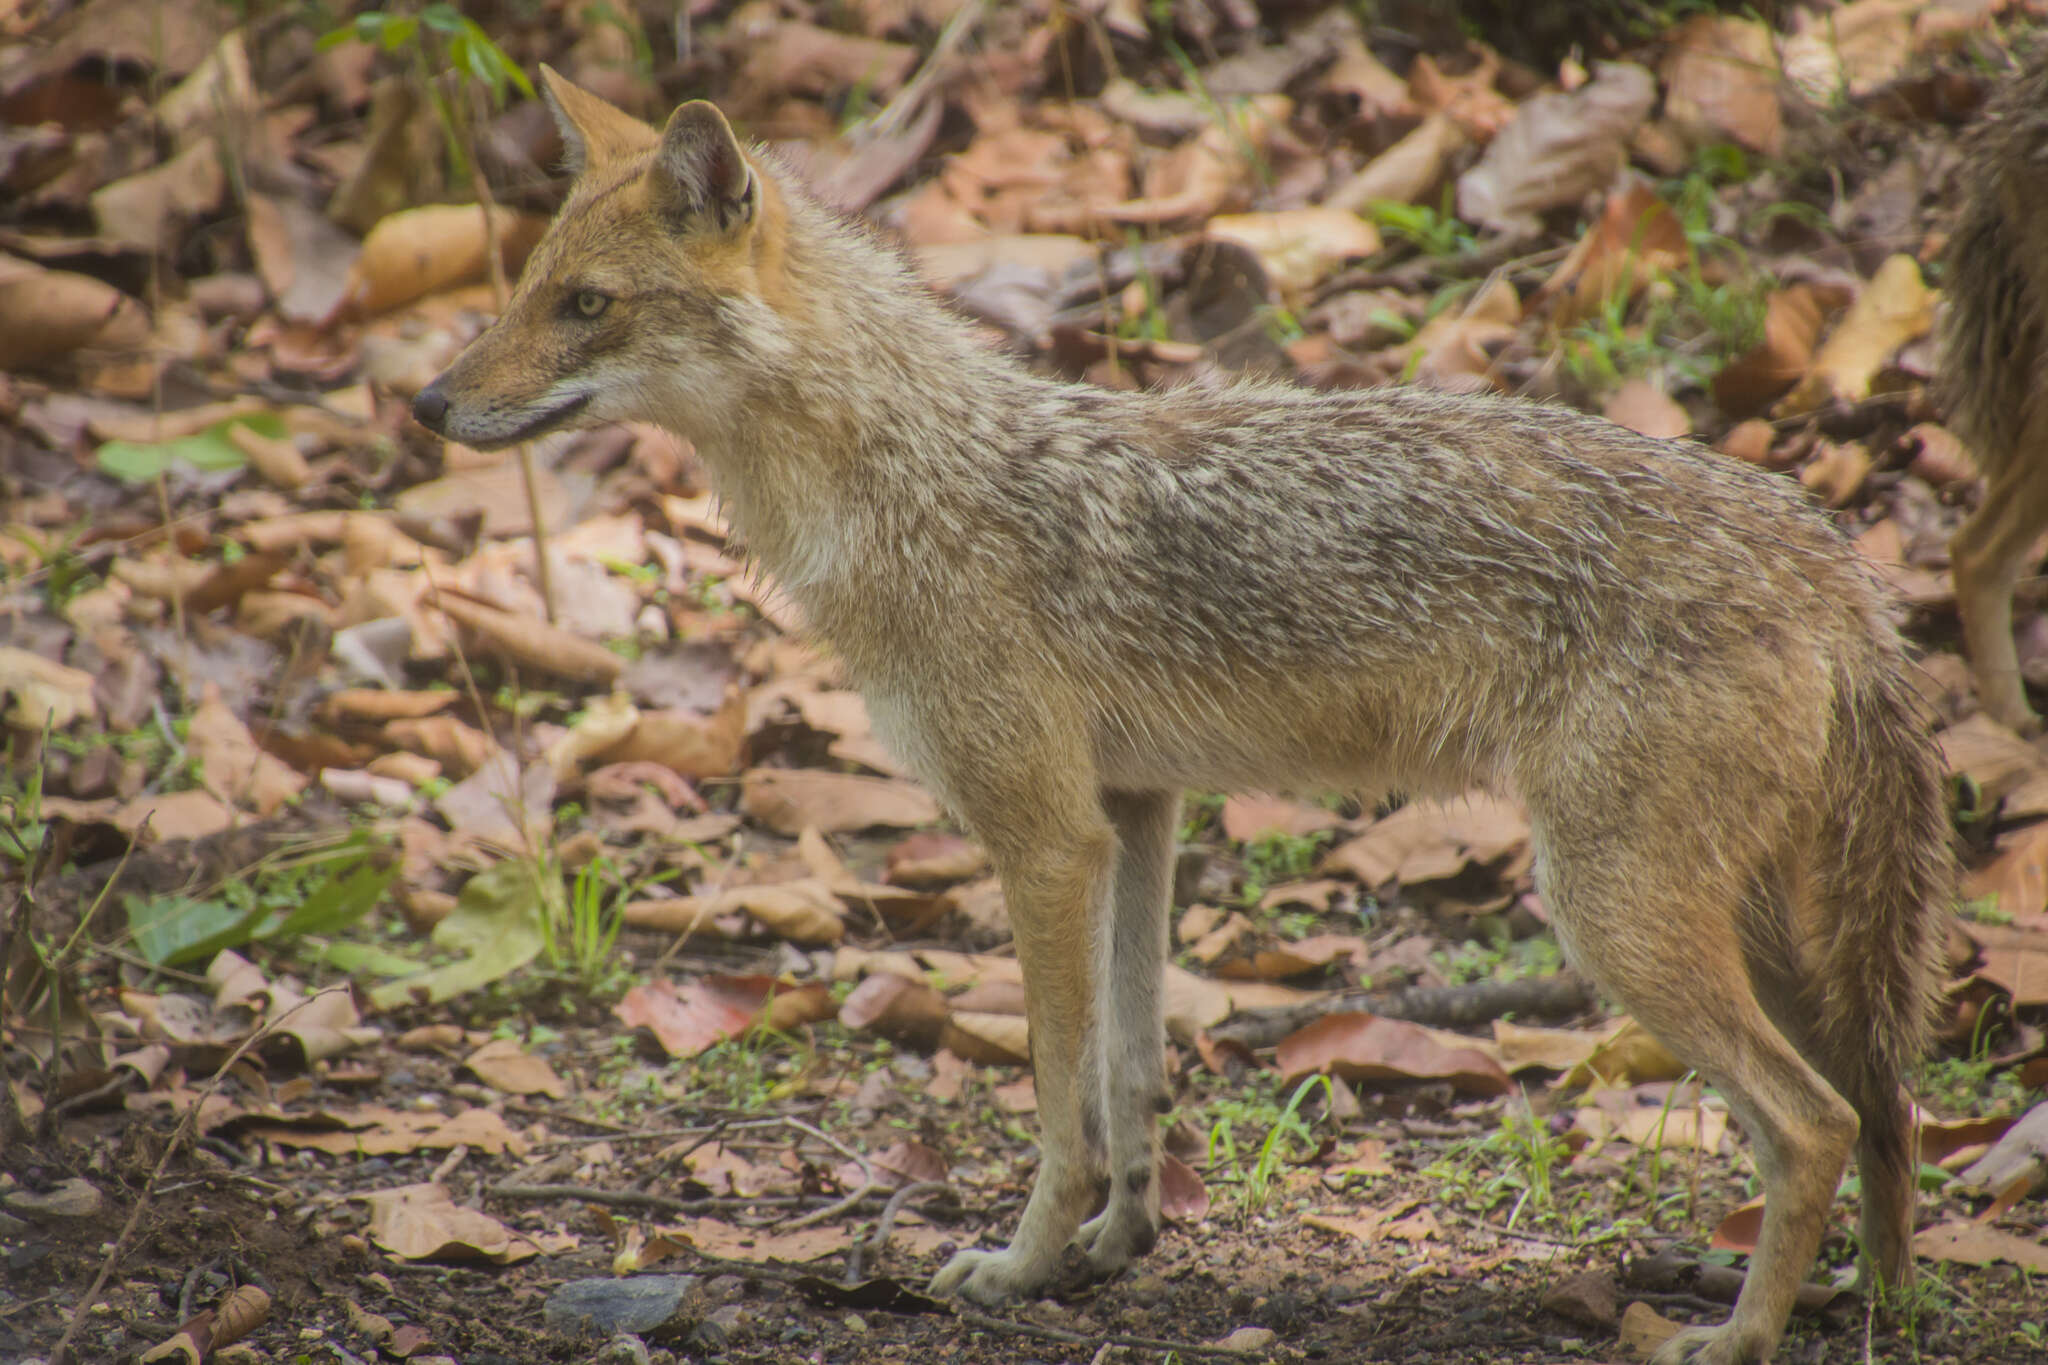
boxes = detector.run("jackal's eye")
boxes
[571,289,611,319]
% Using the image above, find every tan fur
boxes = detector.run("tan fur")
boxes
[415,75,1954,1365]
[1944,46,2048,734]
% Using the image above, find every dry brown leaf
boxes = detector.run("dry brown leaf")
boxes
[463,1038,568,1099]
[1911,1220,2048,1273]
[658,1216,849,1264]
[1717,418,1782,468]
[1570,1095,1727,1154]
[1220,794,1348,842]
[1205,209,1380,297]
[0,645,97,730]
[1660,14,1783,157]
[543,692,640,781]
[599,694,747,780]
[186,688,307,816]
[435,595,624,685]
[1323,111,1468,212]
[1715,284,1833,417]
[1776,254,1935,415]
[1160,1152,1210,1223]
[91,138,226,254]
[362,1182,543,1264]
[1303,1199,1440,1246]
[737,21,915,99]
[613,975,804,1059]
[1941,714,2048,805]
[247,1106,526,1157]
[885,831,988,886]
[1164,963,1237,1041]
[384,713,497,778]
[1954,919,2048,1006]
[838,972,950,1052]
[1903,422,1975,486]
[1618,1302,1685,1359]
[739,768,940,834]
[184,549,290,616]
[1456,63,1656,235]
[1387,273,1520,387]
[1559,1018,1686,1089]
[1212,933,1368,982]
[1602,378,1689,439]
[1798,440,1873,508]
[1537,182,1690,330]
[337,205,549,320]
[1780,0,1919,102]
[1493,1019,1630,1074]
[1711,1195,1766,1253]
[324,689,458,723]
[434,751,553,847]
[1408,47,1515,137]
[1321,791,1530,889]
[1275,1012,1510,1095]
[392,461,569,538]
[0,256,151,371]
[941,1009,1030,1066]
[1964,822,2048,926]
[224,422,312,490]
[630,880,846,946]
[116,789,236,843]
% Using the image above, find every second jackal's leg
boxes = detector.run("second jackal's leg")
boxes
[1538,841,1858,1365]
[929,781,1112,1304]
[1953,433,2048,734]
[1076,787,1178,1273]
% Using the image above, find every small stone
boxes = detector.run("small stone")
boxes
[844,1313,869,1335]
[1127,1274,1170,1306]
[3,1178,102,1220]
[543,1275,699,1340]
[596,1335,652,1365]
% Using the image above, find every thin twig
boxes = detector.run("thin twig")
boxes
[777,1116,875,1231]
[453,75,554,622]
[843,1180,951,1283]
[862,0,989,141]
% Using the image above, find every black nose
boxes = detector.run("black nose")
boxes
[412,382,450,432]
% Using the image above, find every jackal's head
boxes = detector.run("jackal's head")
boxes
[413,70,789,449]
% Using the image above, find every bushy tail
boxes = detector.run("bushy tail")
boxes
[1813,657,1951,1136]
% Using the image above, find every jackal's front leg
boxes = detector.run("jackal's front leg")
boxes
[929,814,1112,1304]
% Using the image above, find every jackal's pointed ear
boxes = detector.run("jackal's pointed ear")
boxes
[538,65,655,175]
[650,100,758,237]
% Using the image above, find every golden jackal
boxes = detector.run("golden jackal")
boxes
[415,72,1951,1365]
[1946,49,2048,733]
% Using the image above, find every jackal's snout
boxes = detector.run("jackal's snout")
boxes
[411,382,450,434]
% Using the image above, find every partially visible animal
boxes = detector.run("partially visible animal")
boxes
[1945,49,2048,733]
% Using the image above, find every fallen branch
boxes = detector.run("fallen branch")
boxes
[1212,971,1595,1050]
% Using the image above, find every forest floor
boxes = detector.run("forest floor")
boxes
[4,1,2047,1363]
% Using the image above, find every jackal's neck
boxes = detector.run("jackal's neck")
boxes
[673,187,1036,596]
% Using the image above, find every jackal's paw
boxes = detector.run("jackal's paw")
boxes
[1076,1200,1158,1273]
[1648,1323,1768,1365]
[928,1247,1051,1305]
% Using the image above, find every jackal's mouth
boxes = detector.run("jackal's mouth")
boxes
[485,391,592,447]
